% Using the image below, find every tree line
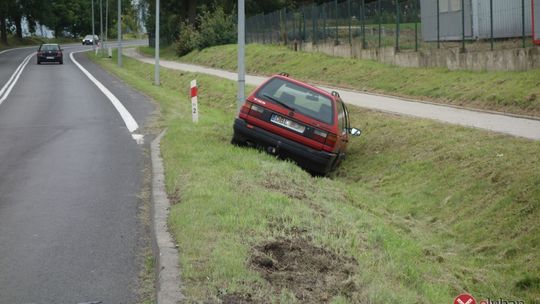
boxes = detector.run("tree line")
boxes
[0,0,137,44]
[1,0,380,46]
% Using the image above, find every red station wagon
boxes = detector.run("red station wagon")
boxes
[232,73,361,175]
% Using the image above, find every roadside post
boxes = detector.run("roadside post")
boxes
[100,0,103,55]
[237,0,246,113]
[154,0,160,85]
[92,0,95,51]
[118,0,122,67]
[191,80,199,123]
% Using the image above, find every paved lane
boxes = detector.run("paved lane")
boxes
[0,46,153,303]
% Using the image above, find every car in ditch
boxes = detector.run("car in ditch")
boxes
[232,73,361,175]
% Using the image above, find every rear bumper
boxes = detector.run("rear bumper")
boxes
[233,118,337,174]
[38,56,62,62]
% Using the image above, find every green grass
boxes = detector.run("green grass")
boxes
[91,50,540,303]
[139,44,540,118]
[0,35,79,50]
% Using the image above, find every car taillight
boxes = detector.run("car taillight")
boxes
[312,129,328,144]
[240,102,251,115]
[325,133,338,147]
[37,51,42,56]
[249,103,264,119]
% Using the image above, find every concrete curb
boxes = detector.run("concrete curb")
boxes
[151,129,185,304]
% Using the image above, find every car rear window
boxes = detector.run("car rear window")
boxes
[40,44,60,51]
[256,78,334,125]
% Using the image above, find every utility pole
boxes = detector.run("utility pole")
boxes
[237,0,245,112]
[100,0,103,51]
[154,0,160,85]
[118,0,122,67]
[105,0,108,46]
[92,0,95,51]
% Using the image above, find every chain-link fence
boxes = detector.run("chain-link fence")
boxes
[246,0,536,52]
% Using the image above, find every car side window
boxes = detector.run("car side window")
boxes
[337,99,346,135]
[342,100,350,130]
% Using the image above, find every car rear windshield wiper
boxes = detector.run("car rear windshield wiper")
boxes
[263,94,296,112]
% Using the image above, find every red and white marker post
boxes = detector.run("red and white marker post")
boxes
[190,79,199,123]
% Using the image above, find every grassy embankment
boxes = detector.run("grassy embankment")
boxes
[0,36,78,50]
[91,50,540,303]
[139,44,540,118]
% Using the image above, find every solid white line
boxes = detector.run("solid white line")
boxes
[0,46,37,55]
[0,53,33,98]
[0,53,34,106]
[69,50,139,133]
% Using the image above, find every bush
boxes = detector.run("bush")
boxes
[174,22,200,56]
[197,7,236,49]
[173,7,236,56]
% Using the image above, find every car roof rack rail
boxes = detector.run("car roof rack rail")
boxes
[279,72,290,77]
[331,91,340,97]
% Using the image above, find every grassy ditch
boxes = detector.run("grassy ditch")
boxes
[139,44,540,118]
[91,50,540,303]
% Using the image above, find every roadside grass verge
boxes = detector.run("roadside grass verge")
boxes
[0,36,78,50]
[138,44,540,118]
[91,51,540,303]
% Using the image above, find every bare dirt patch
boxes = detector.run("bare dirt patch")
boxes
[250,239,359,302]
[219,293,253,303]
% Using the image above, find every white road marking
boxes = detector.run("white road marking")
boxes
[0,53,34,106]
[0,46,37,55]
[69,50,142,143]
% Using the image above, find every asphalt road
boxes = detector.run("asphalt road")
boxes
[0,44,153,303]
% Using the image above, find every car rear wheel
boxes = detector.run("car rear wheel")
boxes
[59,60,63,65]
[231,132,247,146]
[37,60,41,65]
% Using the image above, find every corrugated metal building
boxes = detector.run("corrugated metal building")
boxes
[421,0,532,41]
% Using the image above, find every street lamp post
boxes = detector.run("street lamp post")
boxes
[154,0,160,85]
[118,0,122,67]
[237,0,245,112]
[105,0,108,47]
[92,0,95,51]
[100,0,103,50]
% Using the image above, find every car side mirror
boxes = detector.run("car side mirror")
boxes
[349,127,362,137]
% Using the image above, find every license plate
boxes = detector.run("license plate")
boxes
[46,56,54,60]
[271,114,305,133]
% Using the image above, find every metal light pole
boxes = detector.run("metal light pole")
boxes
[118,0,122,67]
[100,0,103,50]
[92,0,95,51]
[154,0,160,85]
[105,0,108,46]
[237,0,245,112]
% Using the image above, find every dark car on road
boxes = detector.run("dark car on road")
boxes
[232,73,361,175]
[37,43,63,65]
[82,35,99,45]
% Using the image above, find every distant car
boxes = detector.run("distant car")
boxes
[37,43,63,65]
[232,73,361,175]
[82,35,99,45]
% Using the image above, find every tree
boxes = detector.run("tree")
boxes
[0,0,8,44]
